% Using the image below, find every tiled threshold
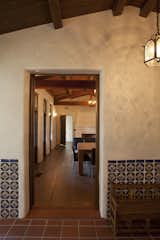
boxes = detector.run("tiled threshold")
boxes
[27,208,100,218]
[0,218,159,240]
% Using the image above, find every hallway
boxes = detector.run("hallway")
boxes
[34,143,96,209]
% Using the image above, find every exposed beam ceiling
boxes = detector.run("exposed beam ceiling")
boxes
[48,0,63,29]
[53,89,93,101]
[35,79,96,89]
[112,0,127,16]
[54,101,89,106]
[139,0,157,17]
[0,0,159,34]
[34,74,98,81]
[34,73,97,106]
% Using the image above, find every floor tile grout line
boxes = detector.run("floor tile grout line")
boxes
[59,219,64,240]
[22,218,32,240]
[78,219,80,240]
[3,219,16,240]
[41,218,48,240]
[94,221,99,240]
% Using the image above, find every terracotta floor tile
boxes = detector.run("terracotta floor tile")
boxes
[132,238,151,240]
[43,226,61,237]
[79,226,96,237]
[5,237,24,240]
[79,219,95,225]
[96,226,114,237]
[24,238,42,240]
[79,238,97,240]
[31,219,47,225]
[42,238,60,240]
[0,219,15,225]
[63,219,79,225]
[14,219,31,225]
[95,219,110,226]
[98,238,115,240]
[47,219,62,226]
[25,225,45,236]
[7,226,27,237]
[61,238,79,240]
[0,225,11,237]
[61,226,78,237]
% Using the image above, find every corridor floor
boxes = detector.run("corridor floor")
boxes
[0,218,158,239]
[34,143,96,209]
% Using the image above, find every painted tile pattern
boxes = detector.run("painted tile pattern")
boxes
[0,159,19,218]
[107,159,160,216]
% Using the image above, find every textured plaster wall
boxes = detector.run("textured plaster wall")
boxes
[0,7,160,218]
[56,105,96,143]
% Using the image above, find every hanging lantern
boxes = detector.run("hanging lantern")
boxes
[144,0,160,66]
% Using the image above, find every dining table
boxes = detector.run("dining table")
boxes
[77,142,96,176]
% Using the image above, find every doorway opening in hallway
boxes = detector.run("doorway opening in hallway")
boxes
[29,72,100,211]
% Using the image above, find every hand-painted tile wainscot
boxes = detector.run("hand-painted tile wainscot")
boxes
[0,159,19,218]
[107,159,160,216]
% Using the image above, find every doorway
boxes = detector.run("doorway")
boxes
[66,115,73,142]
[60,115,66,145]
[29,72,100,212]
[43,99,47,159]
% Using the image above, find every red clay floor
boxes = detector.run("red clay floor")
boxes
[0,218,159,239]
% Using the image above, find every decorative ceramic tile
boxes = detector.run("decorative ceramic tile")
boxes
[117,172,125,183]
[155,171,160,183]
[0,159,19,219]
[126,172,135,184]
[127,160,135,172]
[135,172,144,183]
[155,160,160,171]
[145,172,154,183]
[145,160,154,172]
[117,161,126,172]
[136,160,144,171]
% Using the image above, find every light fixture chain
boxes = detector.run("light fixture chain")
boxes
[157,0,160,34]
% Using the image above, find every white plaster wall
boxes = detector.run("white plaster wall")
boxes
[35,89,56,163]
[56,105,96,143]
[66,115,73,142]
[0,7,160,218]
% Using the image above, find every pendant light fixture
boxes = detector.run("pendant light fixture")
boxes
[88,89,96,107]
[144,0,160,66]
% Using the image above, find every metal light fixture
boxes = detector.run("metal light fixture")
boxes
[88,90,96,106]
[53,110,57,117]
[144,0,160,66]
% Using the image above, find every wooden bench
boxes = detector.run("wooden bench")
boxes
[110,183,160,235]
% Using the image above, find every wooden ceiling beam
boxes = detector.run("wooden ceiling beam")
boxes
[35,79,96,89]
[112,0,127,16]
[54,91,92,101]
[140,0,157,17]
[54,101,90,106]
[48,0,63,29]
[34,74,99,81]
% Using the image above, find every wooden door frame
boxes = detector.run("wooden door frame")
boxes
[29,73,100,209]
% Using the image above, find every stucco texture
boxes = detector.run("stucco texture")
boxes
[0,7,160,218]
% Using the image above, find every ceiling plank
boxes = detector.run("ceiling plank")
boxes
[48,0,63,29]
[34,74,99,81]
[54,101,90,106]
[54,91,92,101]
[112,0,127,16]
[139,0,157,17]
[35,79,96,89]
